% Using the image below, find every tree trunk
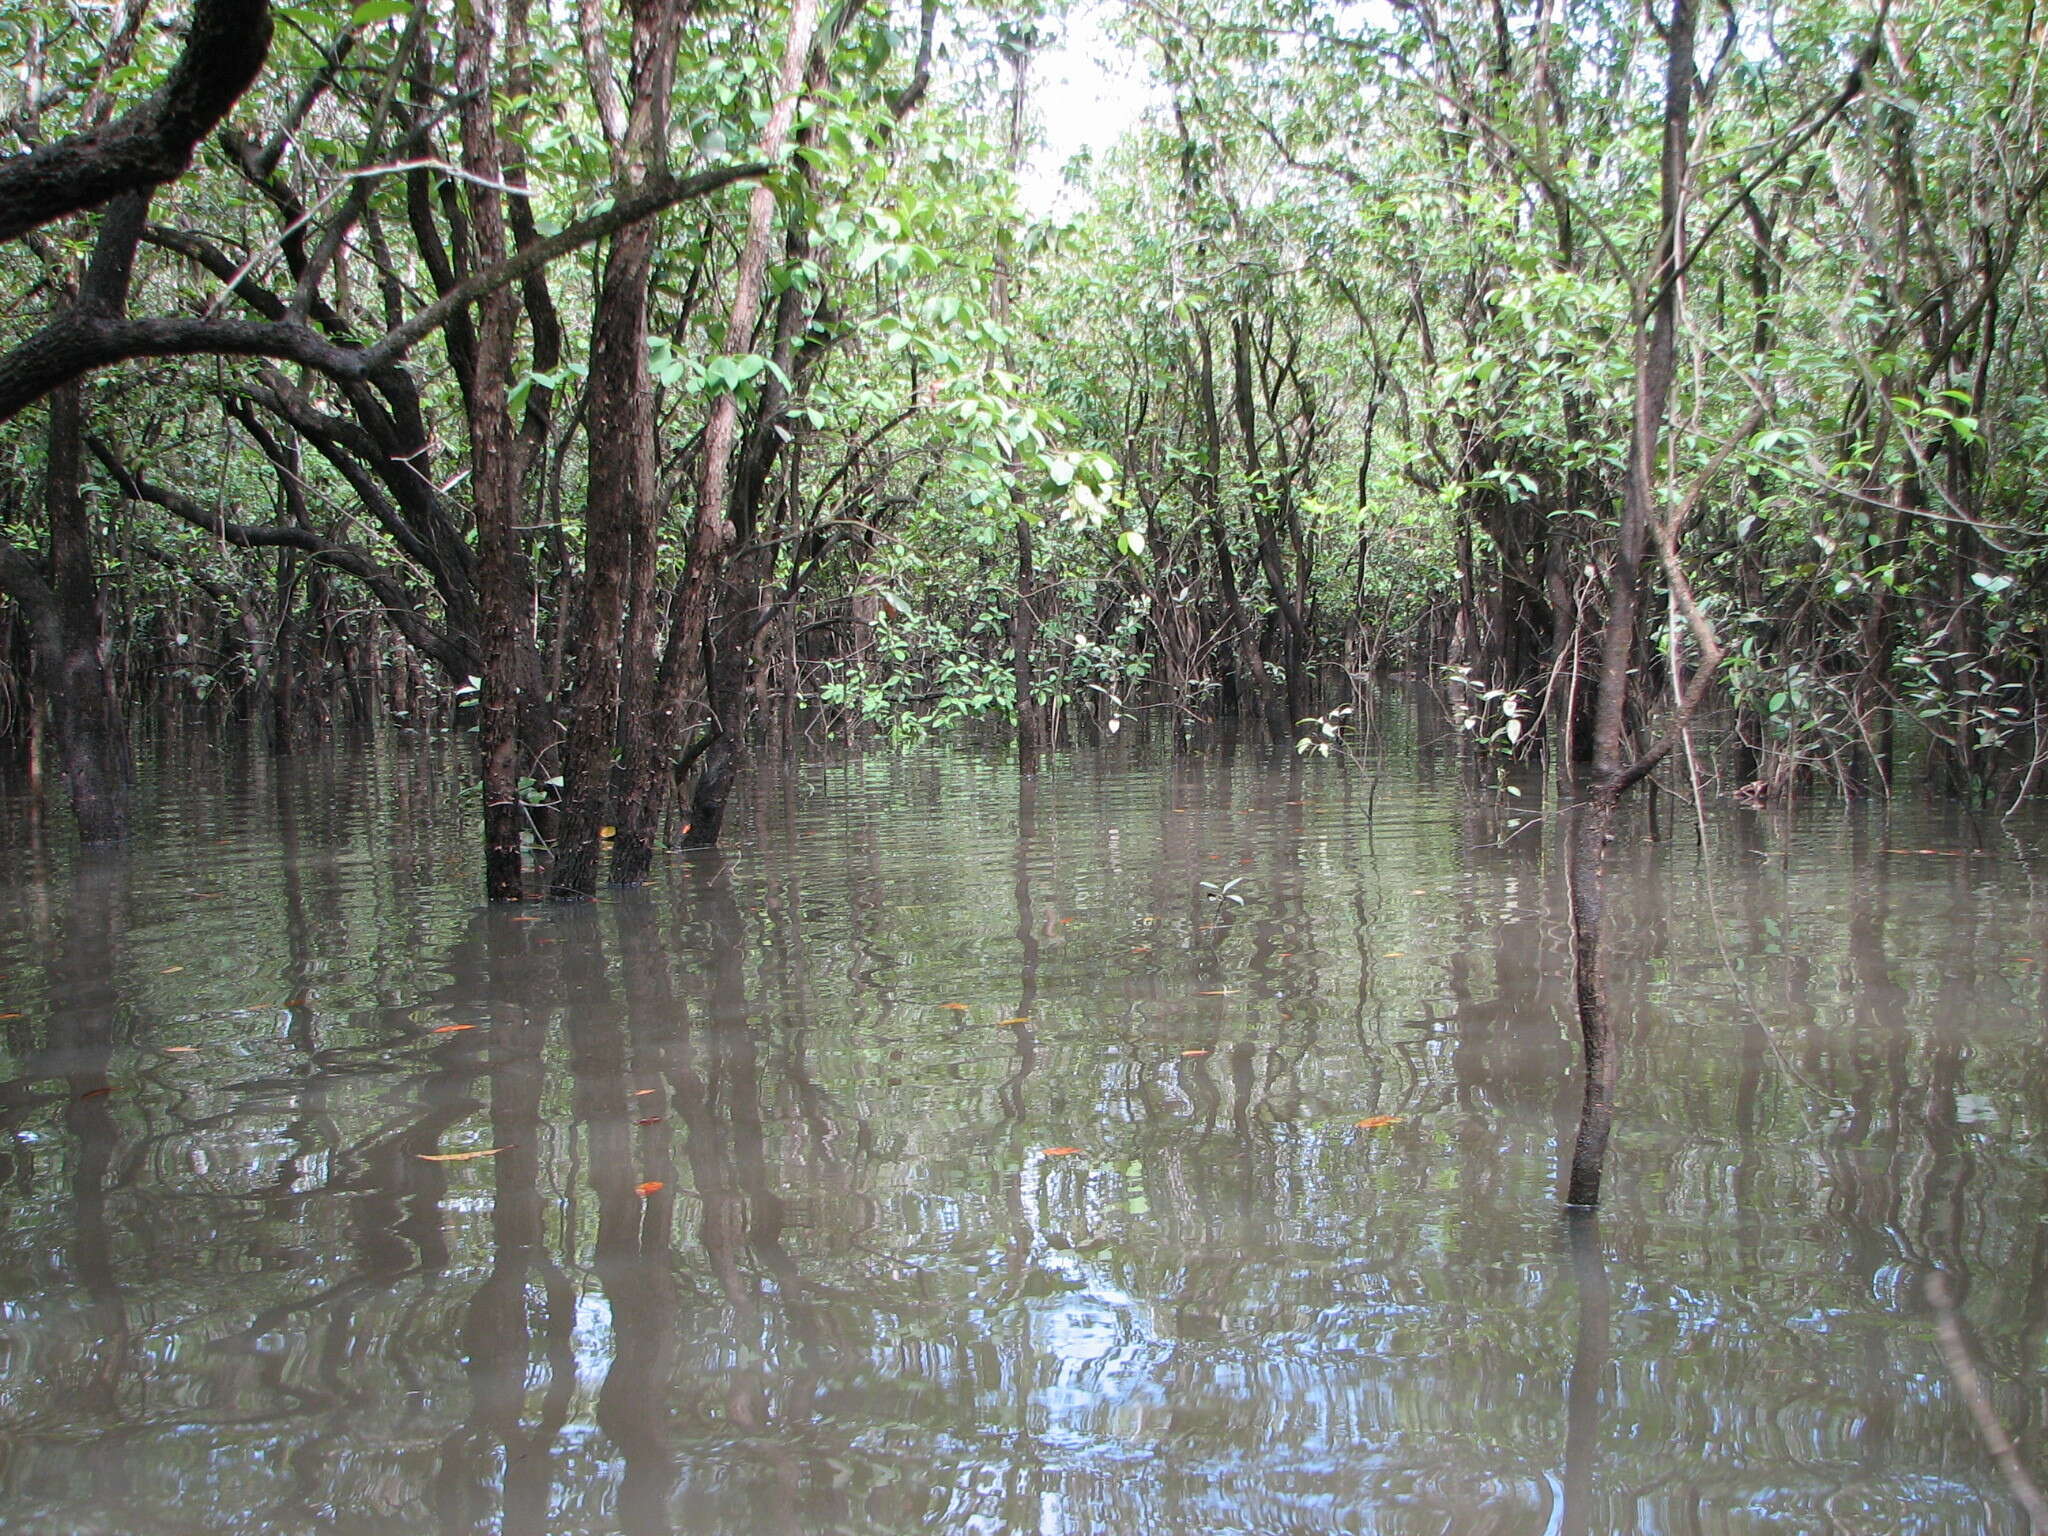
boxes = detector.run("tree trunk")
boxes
[456,0,544,902]
[611,0,817,880]
[42,384,131,843]
[1564,0,1697,1209]
[1012,519,1041,773]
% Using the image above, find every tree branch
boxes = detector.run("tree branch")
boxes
[0,160,770,422]
[0,0,275,242]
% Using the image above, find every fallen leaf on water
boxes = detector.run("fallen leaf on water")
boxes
[635,1180,664,1196]
[940,1002,970,1011]
[635,1117,664,1125]
[1181,1048,1210,1057]
[431,1024,477,1034]
[418,1146,511,1161]
[996,1016,1031,1026]
[1355,1115,1403,1130]
[1043,1147,1083,1157]
[633,1088,659,1096]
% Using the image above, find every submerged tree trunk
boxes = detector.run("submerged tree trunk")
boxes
[42,383,132,843]
[1012,520,1042,774]
[17,195,152,843]
[1564,0,1701,1209]
[611,0,817,880]
[456,0,545,902]
[550,0,685,901]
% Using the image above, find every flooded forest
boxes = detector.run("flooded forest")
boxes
[3,0,2048,1531]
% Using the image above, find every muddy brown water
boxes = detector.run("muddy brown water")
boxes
[0,726,2045,1534]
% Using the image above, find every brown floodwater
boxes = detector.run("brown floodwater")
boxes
[0,718,2045,1534]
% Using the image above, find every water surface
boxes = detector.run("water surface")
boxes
[1,724,2044,1534]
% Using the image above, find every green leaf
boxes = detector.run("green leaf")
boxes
[350,0,414,26]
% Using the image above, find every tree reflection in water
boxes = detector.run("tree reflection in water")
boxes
[0,738,2042,1533]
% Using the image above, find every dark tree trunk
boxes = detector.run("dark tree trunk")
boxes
[456,0,544,902]
[42,384,131,843]
[679,596,754,849]
[551,216,660,899]
[550,0,684,900]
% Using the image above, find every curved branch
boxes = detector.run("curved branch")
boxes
[0,0,275,242]
[90,437,475,678]
[0,160,771,423]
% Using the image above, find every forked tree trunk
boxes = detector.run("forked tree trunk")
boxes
[610,0,818,881]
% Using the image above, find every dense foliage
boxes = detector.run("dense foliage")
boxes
[2,0,2044,884]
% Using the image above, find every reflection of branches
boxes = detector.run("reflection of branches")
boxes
[1927,1270,2048,1533]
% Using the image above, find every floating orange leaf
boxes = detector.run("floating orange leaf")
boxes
[1181,1048,1209,1057]
[633,1088,659,1096]
[162,1046,199,1054]
[417,1146,511,1161]
[0,1012,21,1020]
[1043,1147,1083,1157]
[996,1016,1031,1026]
[1355,1115,1403,1130]
[431,1024,477,1034]
[635,1180,664,1196]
